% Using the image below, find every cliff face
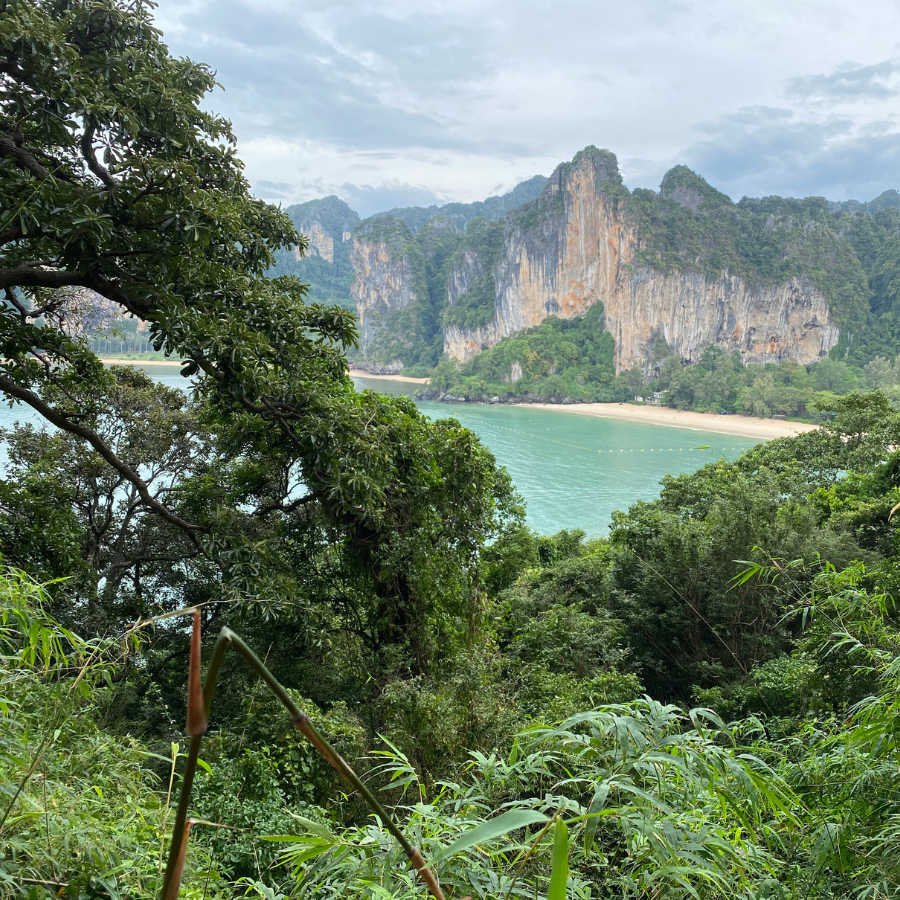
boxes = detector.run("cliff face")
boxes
[350,218,424,363]
[294,220,334,262]
[441,149,839,372]
[286,195,359,257]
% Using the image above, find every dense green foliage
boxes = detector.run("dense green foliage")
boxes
[9,4,900,900]
[432,302,617,400]
[9,393,900,898]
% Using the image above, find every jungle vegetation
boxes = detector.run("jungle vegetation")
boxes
[5,3,900,900]
[428,318,900,420]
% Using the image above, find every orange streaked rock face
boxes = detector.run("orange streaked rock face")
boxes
[443,150,838,372]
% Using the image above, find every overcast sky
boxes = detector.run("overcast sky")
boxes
[154,0,900,217]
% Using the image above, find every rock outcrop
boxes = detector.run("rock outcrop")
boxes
[295,220,334,262]
[350,218,424,364]
[441,149,839,372]
[285,195,359,264]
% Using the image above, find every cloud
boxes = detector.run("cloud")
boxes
[152,0,900,211]
[337,182,450,218]
[254,180,296,200]
[680,106,900,201]
[787,59,900,102]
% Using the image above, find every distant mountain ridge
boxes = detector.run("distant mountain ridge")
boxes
[267,177,549,323]
[376,175,548,233]
[829,189,900,216]
[347,146,900,375]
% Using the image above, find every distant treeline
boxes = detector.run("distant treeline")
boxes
[424,303,900,420]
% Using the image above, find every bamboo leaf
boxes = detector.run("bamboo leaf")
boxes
[583,784,610,854]
[547,818,569,900]
[433,809,548,862]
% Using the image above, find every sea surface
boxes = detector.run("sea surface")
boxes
[354,376,760,535]
[0,366,761,536]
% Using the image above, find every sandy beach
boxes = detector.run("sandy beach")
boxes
[349,371,431,384]
[100,358,183,366]
[523,402,819,440]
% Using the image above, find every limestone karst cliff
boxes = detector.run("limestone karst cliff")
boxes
[268,196,360,312]
[440,149,840,372]
[344,147,899,376]
[350,217,429,367]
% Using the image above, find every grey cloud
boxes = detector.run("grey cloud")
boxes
[152,0,900,211]
[254,180,295,199]
[338,182,449,218]
[161,0,495,153]
[681,106,900,201]
[787,59,900,101]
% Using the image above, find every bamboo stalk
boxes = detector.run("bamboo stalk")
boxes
[158,622,446,900]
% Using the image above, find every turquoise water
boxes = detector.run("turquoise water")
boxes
[352,376,760,535]
[0,367,761,536]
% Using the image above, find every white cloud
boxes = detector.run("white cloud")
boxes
[153,0,900,210]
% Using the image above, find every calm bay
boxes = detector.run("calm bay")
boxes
[354,375,761,535]
[0,365,762,536]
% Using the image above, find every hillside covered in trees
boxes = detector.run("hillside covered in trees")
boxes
[6,2,900,900]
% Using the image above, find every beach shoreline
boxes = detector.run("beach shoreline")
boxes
[99,359,432,384]
[98,359,815,438]
[100,358,183,366]
[519,401,818,440]
[349,371,431,384]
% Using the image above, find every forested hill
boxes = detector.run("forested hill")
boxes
[266,176,548,320]
[378,173,548,232]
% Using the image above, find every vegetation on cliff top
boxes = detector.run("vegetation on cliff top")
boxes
[628,173,871,332]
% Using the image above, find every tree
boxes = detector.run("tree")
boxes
[0,0,354,535]
[0,0,518,667]
[0,365,213,630]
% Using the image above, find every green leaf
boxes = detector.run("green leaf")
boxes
[433,809,548,862]
[548,818,569,900]
[583,783,610,853]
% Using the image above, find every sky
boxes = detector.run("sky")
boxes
[153,0,900,217]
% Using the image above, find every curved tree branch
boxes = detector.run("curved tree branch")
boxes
[0,266,86,291]
[80,123,117,189]
[0,372,207,536]
[0,134,51,179]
